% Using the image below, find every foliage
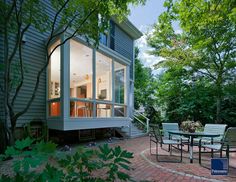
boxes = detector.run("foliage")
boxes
[134,47,161,125]
[0,138,133,181]
[148,0,236,125]
[0,0,146,151]
[134,48,156,109]
[180,120,203,133]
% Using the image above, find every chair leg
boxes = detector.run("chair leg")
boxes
[226,145,230,167]
[199,144,201,165]
[156,142,159,161]
[180,140,183,162]
[226,145,229,159]
[150,139,152,155]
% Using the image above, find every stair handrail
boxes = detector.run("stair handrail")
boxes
[133,110,150,133]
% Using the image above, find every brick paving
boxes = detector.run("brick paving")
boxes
[109,136,236,182]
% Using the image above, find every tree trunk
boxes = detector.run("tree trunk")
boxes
[0,121,12,154]
[216,97,222,124]
[215,74,223,124]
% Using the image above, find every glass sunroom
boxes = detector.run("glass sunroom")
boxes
[47,35,131,131]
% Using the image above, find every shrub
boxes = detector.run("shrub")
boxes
[0,138,133,182]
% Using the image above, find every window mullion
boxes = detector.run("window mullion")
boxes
[112,59,115,117]
[93,48,96,117]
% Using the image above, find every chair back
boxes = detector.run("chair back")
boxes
[203,124,227,142]
[222,127,236,149]
[150,124,163,143]
[162,123,179,138]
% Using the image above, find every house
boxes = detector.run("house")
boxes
[0,3,142,138]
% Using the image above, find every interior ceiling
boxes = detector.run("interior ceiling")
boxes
[50,40,124,83]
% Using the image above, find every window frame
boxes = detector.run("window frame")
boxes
[47,36,130,119]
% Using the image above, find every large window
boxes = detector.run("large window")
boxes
[70,101,93,118]
[48,40,61,117]
[96,104,112,117]
[114,61,126,104]
[96,52,112,101]
[70,40,93,99]
[69,40,93,117]
[47,39,128,118]
[48,40,61,99]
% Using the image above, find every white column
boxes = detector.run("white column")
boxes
[92,49,96,117]
[61,34,70,123]
[111,59,115,116]
[126,66,130,118]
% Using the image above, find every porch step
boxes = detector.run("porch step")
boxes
[115,122,147,138]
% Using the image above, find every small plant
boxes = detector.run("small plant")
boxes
[0,138,133,181]
[181,120,202,133]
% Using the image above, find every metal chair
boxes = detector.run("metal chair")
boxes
[162,122,189,151]
[198,127,236,164]
[150,124,183,162]
[194,124,227,144]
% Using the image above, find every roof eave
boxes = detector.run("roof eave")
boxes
[111,17,143,40]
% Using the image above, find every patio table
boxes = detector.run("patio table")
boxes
[168,131,220,163]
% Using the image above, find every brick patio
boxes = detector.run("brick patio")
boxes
[109,136,236,182]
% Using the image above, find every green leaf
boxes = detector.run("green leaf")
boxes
[118,163,130,170]
[15,137,34,150]
[114,157,131,164]
[35,140,57,154]
[40,164,64,182]
[113,146,122,157]
[5,146,19,156]
[117,171,130,180]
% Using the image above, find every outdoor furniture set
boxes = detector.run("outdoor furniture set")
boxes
[149,123,236,164]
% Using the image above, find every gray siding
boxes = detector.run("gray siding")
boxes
[114,25,134,61]
[0,26,47,127]
[0,34,4,122]
[113,23,134,80]
[0,1,56,127]
[0,1,135,128]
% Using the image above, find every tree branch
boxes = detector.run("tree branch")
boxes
[11,24,31,106]
[47,0,71,48]
[198,69,216,80]
[13,1,101,121]
[0,83,4,93]
[49,13,80,42]
[209,31,223,69]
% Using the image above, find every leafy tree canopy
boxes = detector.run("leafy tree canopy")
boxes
[148,0,236,124]
[0,0,146,152]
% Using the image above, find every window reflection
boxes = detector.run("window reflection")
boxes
[96,52,112,101]
[70,101,93,117]
[114,105,126,117]
[48,40,61,99]
[70,40,93,99]
[96,104,112,117]
[114,61,126,104]
[49,101,60,116]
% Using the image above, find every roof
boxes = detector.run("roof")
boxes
[111,17,143,40]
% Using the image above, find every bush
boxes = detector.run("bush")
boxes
[0,138,133,182]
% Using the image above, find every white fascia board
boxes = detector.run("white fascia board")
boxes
[111,17,143,40]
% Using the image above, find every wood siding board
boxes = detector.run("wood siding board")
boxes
[0,1,135,130]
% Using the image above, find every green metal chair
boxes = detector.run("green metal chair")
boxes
[150,124,183,162]
[198,127,236,164]
[162,122,189,151]
[194,124,227,144]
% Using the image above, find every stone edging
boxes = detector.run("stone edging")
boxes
[140,148,223,182]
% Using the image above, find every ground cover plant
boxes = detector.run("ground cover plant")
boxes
[0,138,134,182]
